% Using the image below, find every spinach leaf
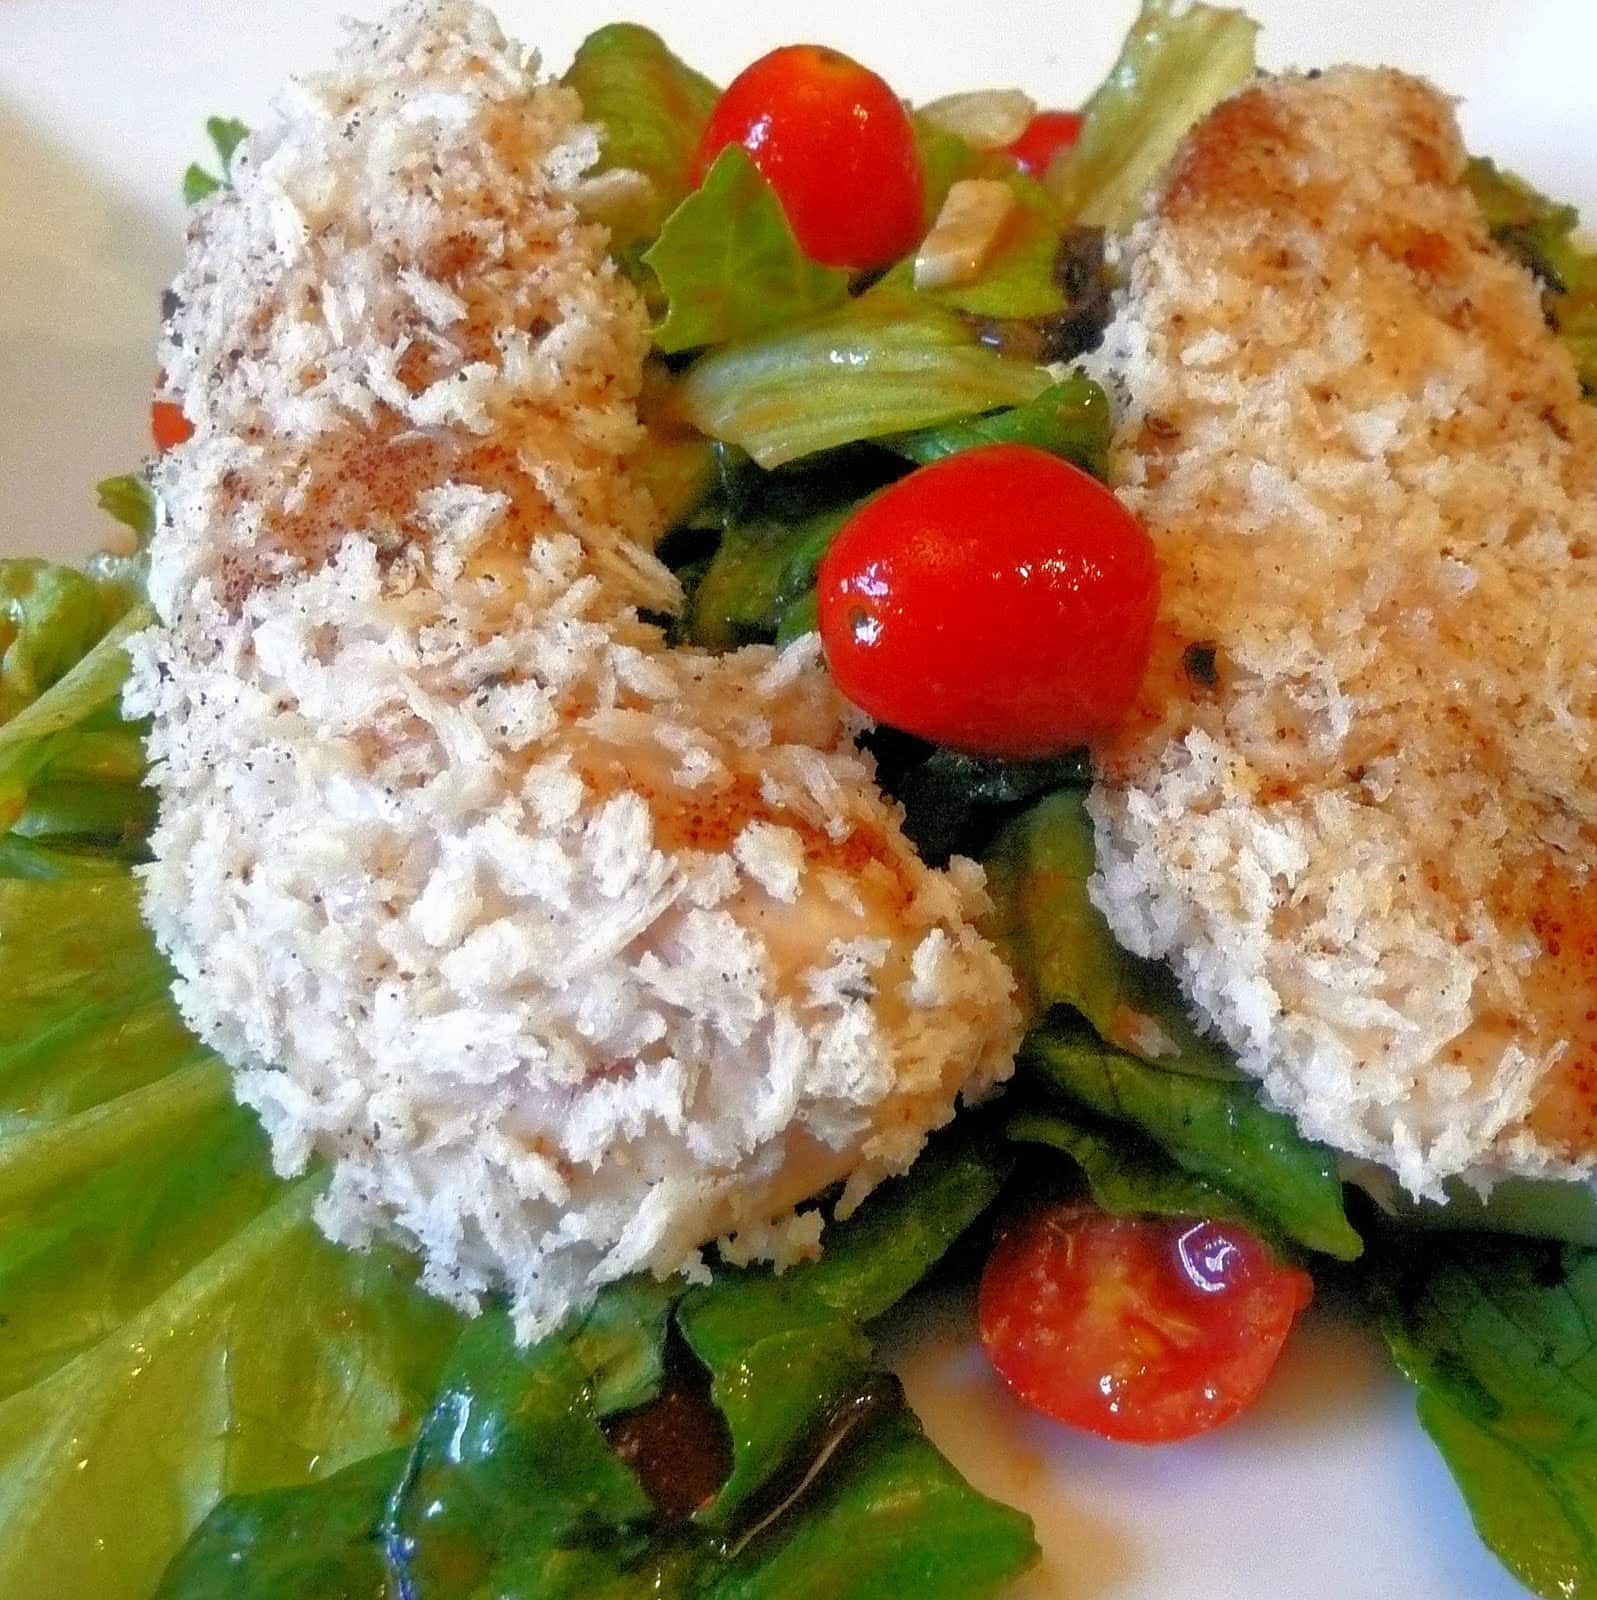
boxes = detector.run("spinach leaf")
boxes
[1376,1234,1597,1598]
[983,788,1238,1076]
[893,747,1089,867]
[1009,1106,1250,1226]
[383,1307,655,1594]
[563,24,720,250]
[786,1129,1013,1324]
[1024,1022,1361,1259]
[686,501,856,649]
[678,1275,878,1526]
[678,292,1052,469]
[1364,1166,1597,1248]
[645,147,851,355]
[1046,0,1258,229]
[889,373,1112,478]
[706,1409,1037,1600]
[155,1447,404,1600]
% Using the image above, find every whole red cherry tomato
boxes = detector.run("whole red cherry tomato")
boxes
[816,444,1158,756]
[979,1203,1313,1444]
[151,399,193,451]
[1008,109,1084,177]
[696,44,925,272]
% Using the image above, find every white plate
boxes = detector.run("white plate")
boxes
[0,3,1584,1595]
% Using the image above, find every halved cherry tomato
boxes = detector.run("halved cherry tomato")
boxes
[979,1203,1313,1444]
[816,443,1158,757]
[696,44,924,272]
[1007,109,1084,177]
[151,399,193,451]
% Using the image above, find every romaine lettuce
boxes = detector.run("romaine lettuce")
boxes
[678,293,1052,469]
[564,24,720,249]
[645,147,850,354]
[1046,0,1258,229]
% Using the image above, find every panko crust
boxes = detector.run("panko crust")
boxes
[1088,68,1597,1196]
[128,0,1019,1339]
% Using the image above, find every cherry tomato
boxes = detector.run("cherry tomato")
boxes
[1007,109,1084,177]
[979,1204,1313,1444]
[151,399,193,451]
[816,444,1158,757]
[696,45,924,272]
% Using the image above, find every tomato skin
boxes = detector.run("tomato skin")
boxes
[151,399,193,451]
[696,45,924,272]
[1007,109,1084,177]
[979,1204,1313,1445]
[816,444,1158,757]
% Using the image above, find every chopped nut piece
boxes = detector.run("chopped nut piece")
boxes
[919,89,1036,150]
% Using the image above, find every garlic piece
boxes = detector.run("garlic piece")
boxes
[914,179,1017,291]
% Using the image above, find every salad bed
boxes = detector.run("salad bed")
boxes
[5,3,1597,1595]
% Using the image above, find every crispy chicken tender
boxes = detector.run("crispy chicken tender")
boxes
[1087,68,1597,1196]
[126,0,1019,1338]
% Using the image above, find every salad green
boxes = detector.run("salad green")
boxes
[7,2,1597,1596]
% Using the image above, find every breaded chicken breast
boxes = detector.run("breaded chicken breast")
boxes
[126,0,1019,1338]
[1088,68,1597,1196]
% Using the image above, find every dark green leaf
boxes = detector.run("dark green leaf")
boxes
[983,788,1239,1076]
[706,1409,1037,1600]
[154,1447,403,1600]
[785,1131,1013,1325]
[1009,1106,1249,1224]
[678,292,1052,469]
[889,374,1112,477]
[645,147,850,355]
[678,1275,878,1526]
[570,1277,678,1418]
[1467,156,1597,395]
[1047,0,1258,228]
[686,501,856,650]
[1024,1021,1361,1259]
[893,746,1088,868]
[563,24,720,249]
[1376,1234,1597,1598]
[383,1307,654,1593]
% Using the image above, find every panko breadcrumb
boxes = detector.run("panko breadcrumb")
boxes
[126,0,1019,1339]
[1086,68,1597,1197]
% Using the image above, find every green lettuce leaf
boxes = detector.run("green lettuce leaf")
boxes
[678,1275,879,1526]
[645,147,851,355]
[1467,156,1597,394]
[1023,1021,1361,1259]
[686,500,857,650]
[983,788,1238,1076]
[888,373,1111,477]
[1377,1234,1597,1599]
[1009,1106,1251,1226]
[154,1446,403,1600]
[383,1306,655,1596]
[679,293,1052,469]
[1047,0,1258,228]
[0,1177,458,1600]
[564,24,720,250]
[784,1130,1012,1324]
[0,560,126,725]
[704,1409,1036,1600]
